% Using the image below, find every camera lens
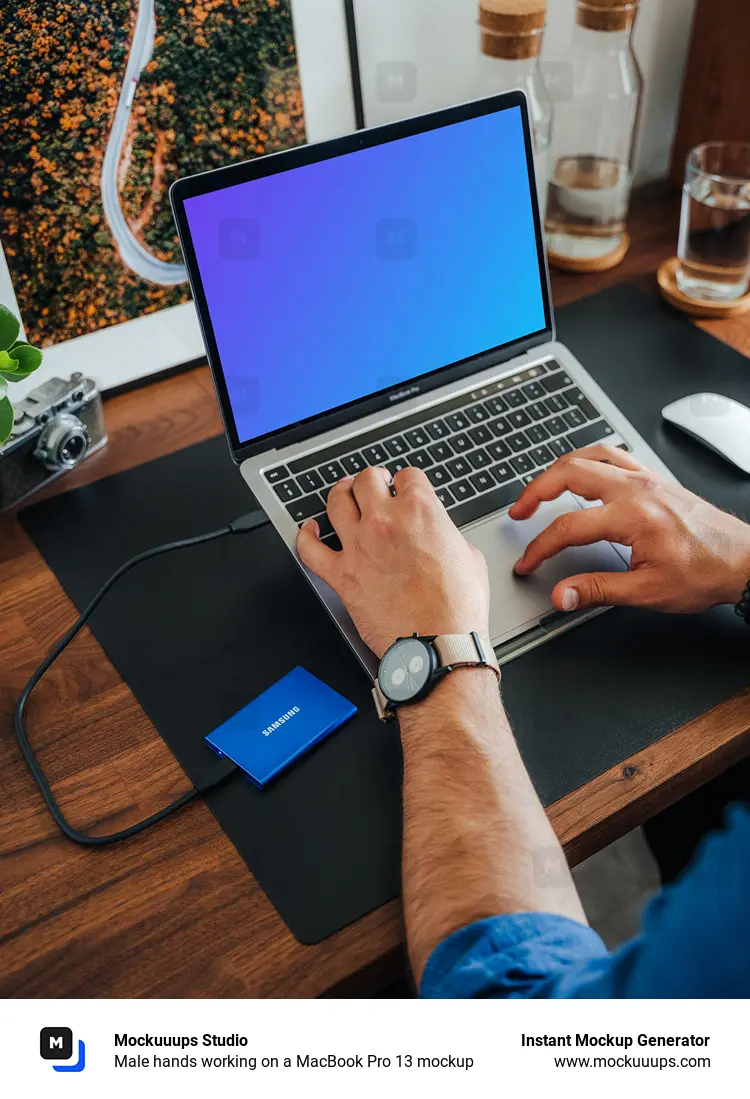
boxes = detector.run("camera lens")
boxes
[35,413,91,471]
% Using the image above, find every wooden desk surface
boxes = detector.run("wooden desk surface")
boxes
[1,184,749,998]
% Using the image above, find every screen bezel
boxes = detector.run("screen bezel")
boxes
[171,91,553,462]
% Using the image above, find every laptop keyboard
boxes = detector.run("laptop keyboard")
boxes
[264,361,620,549]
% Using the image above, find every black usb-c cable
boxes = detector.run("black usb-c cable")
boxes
[14,511,269,847]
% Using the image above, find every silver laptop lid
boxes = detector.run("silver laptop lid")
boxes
[171,91,553,463]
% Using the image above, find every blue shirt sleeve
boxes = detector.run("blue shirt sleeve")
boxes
[420,805,750,998]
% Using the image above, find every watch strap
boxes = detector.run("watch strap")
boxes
[736,580,750,626]
[373,632,500,722]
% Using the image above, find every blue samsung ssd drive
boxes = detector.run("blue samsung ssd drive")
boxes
[204,666,357,788]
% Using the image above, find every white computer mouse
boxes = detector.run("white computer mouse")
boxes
[662,393,750,475]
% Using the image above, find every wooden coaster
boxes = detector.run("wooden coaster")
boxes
[547,233,630,274]
[657,257,750,319]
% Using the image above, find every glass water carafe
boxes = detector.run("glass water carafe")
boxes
[545,0,642,268]
[478,0,552,211]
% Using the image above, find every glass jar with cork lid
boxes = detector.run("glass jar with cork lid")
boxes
[478,0,552,211]
[545,0,642,272]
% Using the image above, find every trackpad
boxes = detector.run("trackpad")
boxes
[464,492,627,645]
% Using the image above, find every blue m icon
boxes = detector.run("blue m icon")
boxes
[53,1040,86,1073]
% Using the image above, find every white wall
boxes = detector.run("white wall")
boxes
[354,0,697,183]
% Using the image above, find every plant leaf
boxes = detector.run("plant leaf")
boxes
[0,349,19,374]
[8,342,42,374]
[0,305,20,353]
[0,396,13,445]
[0,375,6,399]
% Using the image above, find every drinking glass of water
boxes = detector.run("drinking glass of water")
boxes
[677,142,750,303]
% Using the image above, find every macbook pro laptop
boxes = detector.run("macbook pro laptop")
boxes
[171,91,673,676]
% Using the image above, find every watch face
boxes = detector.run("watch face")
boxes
[379,638,435,704]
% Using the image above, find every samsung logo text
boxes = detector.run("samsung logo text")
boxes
[262,707,300,737]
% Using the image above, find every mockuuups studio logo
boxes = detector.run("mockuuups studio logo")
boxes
[40,1027,86,1073]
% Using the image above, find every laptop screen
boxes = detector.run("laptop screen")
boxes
[183,103,548,450]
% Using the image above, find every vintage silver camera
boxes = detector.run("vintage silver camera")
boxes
[0,373,107,511]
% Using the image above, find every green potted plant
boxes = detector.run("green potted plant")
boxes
[0,303,43,444]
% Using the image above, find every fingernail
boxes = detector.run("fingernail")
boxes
[561,587,580,612]
[301,518,319,533]
[514,556,525,573]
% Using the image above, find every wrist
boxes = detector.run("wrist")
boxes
[397,664,503,746]
[718,530,750,607]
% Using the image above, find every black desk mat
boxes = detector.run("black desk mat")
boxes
[20,285,750,944]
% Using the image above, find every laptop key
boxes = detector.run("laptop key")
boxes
[508,408,531,429]
[468,448,492,470]
[466,403,490,424]
[408,449,434,470]
[484,395,508,416]
[362,443,389,465]
[320,460,346,484]
[435,486,456,508]
[548,437,574,458]
[490,416,511,437]
[451,478,477,502]
[404,427,430,449]
[522,381,545,401]
[563,407,587,430]
[287,493,325,523]
[446,411,470,432]
[510,453,535,476]
[451,432,473,453]
[526,423,550,444]
[527,401,548,422]
[387,458,409,476]
[266,465,289,484]
[566,389,600,420]
[546,416,568,436]
[341,452,367,475]
[447,456,472,479]
[567,420,615,450]
[429,441,454,463]
[491,461,514,484]
[487,439,511,461]
[322,532,342,552]
[448,479,522,528]
[385,436,408,457]
[470,470,495,493]
[507,431,530,453]
[427,464,452,487]
[505,388,527,408]
[468,424,493,446]
[522,473,538,486]
[545,393,568,414]
[296,469,323,493]
[275,478,302,502]
[427,418,450,440]
[543,371,574,393]
[300,512,334,538]
[530,445,554,467]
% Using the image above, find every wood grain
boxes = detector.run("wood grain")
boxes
[669,0,750,188]
[1,184,749,998]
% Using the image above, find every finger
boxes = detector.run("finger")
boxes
[515,504,625,575]
[509,456,630,521]
[571,443,644,472]
[296,519,342,588]
[327,476,360,537]
[351,466,392,513]
[552,568,656,612]
[392,465,433,497]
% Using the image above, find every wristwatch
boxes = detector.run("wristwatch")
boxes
[373,632,500,722]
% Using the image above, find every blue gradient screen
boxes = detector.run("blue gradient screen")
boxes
[184,106,547,446]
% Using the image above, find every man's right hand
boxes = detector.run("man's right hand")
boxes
[511,444,750,615]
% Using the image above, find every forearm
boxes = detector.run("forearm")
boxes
[400,668,586,985]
